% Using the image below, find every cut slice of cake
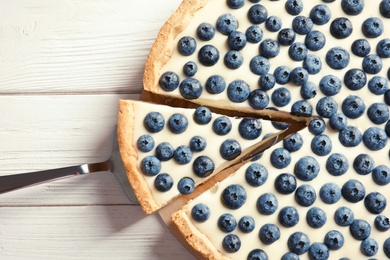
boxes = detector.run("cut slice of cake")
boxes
[118,99,307,214]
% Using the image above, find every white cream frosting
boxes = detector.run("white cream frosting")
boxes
[157,0,390,259]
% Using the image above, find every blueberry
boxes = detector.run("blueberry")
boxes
[326,153,349,176]
[305,30,326,51]
[283,132,303,152]
[224,50,244,69]
[278,28,296,46]
[303,54,322,74]
[191,203,210,222]
[326,47,350,70]
[363,126,388,150]
[386,120,390,136]
[342,179,366,203]
[218,213,237,233]
[216,14,238,35]
[367,103,389,124]
[205,75,226,94]
[372,165,390,185]
[285,0,303,15]
[361,238,378,257]
[227,31,246,51]
[316,96,338,118]
[259,39,280,58]
[324,230,344,250]
[281,252,300,260]
[334,206,354,226]
[311,134,332,156]
[257,193,278,215]
[155,142,175,161]
[300,82,317,100]
[177,177,195,195]
[270,148,291,169]
[174,145,192,165]
[265,16,282,32]
[245,25,263,43]
[306,207,327,228]
[353,154,375,175]
[292,16,313,35]
[308,117,325,135]
[168,113,188,134]
[342,95,365,118]
[362,17,384,38]
[154,173,173,192]
[380,0,390,18]
[227,80,250,103]
[330,17,353,39]
[220,139,241,160]
[344,68,367,90]
[292,99,312,115]
[376,38,390,58]
[288,42,308,61]
[189,136,207,152]
[177,36,196,56]
[179,78,203,99]
[308,243,329,260]
[250,55,270,75]
[368,76,388,95]
[365,192,387,215]
[183,61,198,77]
[248,89,270,109]
[247,249,268,260]
[137,134,155,152]
[385,238,390,258]
[362,54,383,74]
[192,155,214,177]
[196,22,215,41]
[319,74,342,96]
[245,163,268,187]
[386,90,390,106]
[226,0,244,9]
[350,219,371,240]
[278,206,299,227]
[310,4,331,25]
[289,67,309,86]
[351,39,371,57]
[275,173,297,195]
[212,116,232,135]
[248,4,268,24]
[140,156,161,176]
[222,234,241,253]
[198,45,220,66]
[295,156,320,181]
[295,184,317,207]
[320,182,341,204]
[159,71,180,92]
[193,106,212,125]
[339,126,363,147]
[239,118,262,140]
[222,184,247,209]
[238,215,255,233]
[144,112,165,133]
[274,66,291,85]
[272,121,290,130]
[288,232,311,255]
[329,113,348,131]
[272,87,291,107]
[259,224,280,245]
[374,215,390,231]
[341,0,364,15]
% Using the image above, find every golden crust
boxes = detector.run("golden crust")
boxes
[117,99,160,214]
[172,209,230,260]
[143,0,208,93]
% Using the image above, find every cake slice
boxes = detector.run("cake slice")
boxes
[118,99,307,214]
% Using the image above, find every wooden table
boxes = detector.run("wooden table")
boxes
[0,1,194,259]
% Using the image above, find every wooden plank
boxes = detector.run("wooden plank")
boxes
[0,0,181,94]
[0,205,194,259]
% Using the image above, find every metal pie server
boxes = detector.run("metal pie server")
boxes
[0,127,138,204]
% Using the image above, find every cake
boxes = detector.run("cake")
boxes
[118,0,390,259]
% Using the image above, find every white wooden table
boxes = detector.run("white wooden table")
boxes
[0,1,194,259]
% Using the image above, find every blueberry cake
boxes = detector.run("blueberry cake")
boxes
[119,0,390,258]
